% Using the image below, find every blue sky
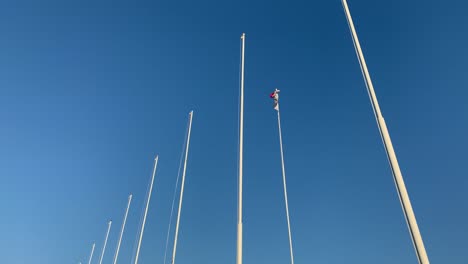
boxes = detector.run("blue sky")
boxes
[0,0,467,263]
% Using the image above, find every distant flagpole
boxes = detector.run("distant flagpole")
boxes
[274,92,295,264]
[98,220,112,264]
[237,32,246,264]
[87,243,95,264]
[171,111,194,264]
[341,1,430,263]
[134,156,159,264]
[112,194,132,264]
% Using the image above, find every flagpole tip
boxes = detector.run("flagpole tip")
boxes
[241,33,245,39]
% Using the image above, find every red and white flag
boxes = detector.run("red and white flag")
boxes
[270,88,280,111]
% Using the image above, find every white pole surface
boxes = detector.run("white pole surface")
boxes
[237,32,246,264]
[276,104,295,264]
[87,243,95,264]
[98,220,112,264]
[113,194,133,264]
[134,156,159,264]
[341,1,429,263]
[171,111,194,264]
[163,136,187,264]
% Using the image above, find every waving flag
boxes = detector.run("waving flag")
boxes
[270,88,280,111]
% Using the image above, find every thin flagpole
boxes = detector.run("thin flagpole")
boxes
[276,101,295,264]
[134,156,159,264]
[163,128,188,264]
[87,243,95,264]
[112,194,133,264]
[98,220,112,264]
[341,1,430,263]
[171,111,194,264]
[237,32,246,264]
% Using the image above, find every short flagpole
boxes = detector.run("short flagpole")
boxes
[341,1,430,263]
[87,243,95,264]
[276,100,295,264]
[171,111,194,264]
[237,32,246,264]
[112,194,132,264]
[134,156,159,264]
[98,220,112,264]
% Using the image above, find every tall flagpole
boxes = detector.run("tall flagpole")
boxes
[134,156,159,264]
[275,96,295,264]
[87,243,95,264]
[237,32,246,264]
[341,1,430,263]
[113,194,132,264]
[98,220,112,264]
[171,111,194,264]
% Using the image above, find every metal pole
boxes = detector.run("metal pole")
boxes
[276,105,295,264]
[87,243,95,264]
[113,194,133,264]
[98,220,112,264]
[237,32,246,264]
[341,1,430,263]
[134,156,159,264]
[171,111,194,264]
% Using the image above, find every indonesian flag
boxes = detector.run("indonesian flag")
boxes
[270,89,280,111]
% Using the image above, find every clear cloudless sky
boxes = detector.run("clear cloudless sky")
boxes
[0,0,467,263]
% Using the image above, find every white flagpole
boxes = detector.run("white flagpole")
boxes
[112,194,133,264]
[134,156,159,264]
[98,220,112,264]
[237,32,246,264]
[275,99,295,264]
[87,243,95,264]
[341,1,430,263]
[171,111,194,264]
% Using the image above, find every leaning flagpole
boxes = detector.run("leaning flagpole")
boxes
[274,92,295,264]
[87,243,95,264]
[134,156,159,264]
[171,111,194,264]
[341,1,430,263]
[237,32,246,264]
[112,194,132,264]
[98,220,112,264]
